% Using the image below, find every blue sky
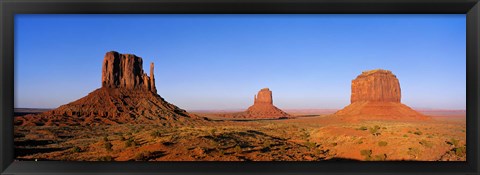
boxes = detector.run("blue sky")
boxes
[14,14,466,110]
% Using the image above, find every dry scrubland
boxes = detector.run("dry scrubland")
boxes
[14,113,466,161]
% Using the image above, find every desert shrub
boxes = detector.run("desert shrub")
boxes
[103,136,109,142]
[150,130,162,138]
[358,126,368,131]
[408,131,412,134]
[448,138,460,147]
[373,154,387,161]
[280,145,286,152]
[369,126,380,136]
[219,149,225,156]
[356,140,363,144]
[234,145,242,154]
[427,135,433,138]
[304,141,316,150]
[455,146,466,157]
[301,131,310,140]
[331,142,338,147]
[125,138,136,147]
[413,131,422,135]
[134,151,151,161]
[210,128,217,136]
[98,156,113,161]
[104,141,113,151]
[263,140,272,148]
[120,136,126,141]
[419,140,433,148]
[378,141,388,147]
[382,127,387,129]
[360,149,372,157]
[403,134,408,138]
[71,146,82,153]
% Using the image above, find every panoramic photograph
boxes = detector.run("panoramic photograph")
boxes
[14,14,466,161]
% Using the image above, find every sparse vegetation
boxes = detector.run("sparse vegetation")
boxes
[104,141,113,151]
[305,141,316,150]
[279,145,286,153]
[413,131,422,135]
[378,141,388,147]
[234,145,242,154]
[134,151,152,161]
[210,128,217,136]
[447,138,460,147]
[125,138,136,147]
[357,126,368,131]
[150,130,162,138]
[419,139,433,148]
[360,149,372,160]
[455,146,466,157]
[14,109,467,161]
[369,125,381,136]
[103,136,109,142]
[373,154,387,161]
[71,146,81,153]
[98,156,113,161]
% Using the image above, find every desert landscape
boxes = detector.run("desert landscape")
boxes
[13,51,466,161]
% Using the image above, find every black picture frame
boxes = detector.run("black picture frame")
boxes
[1,0,479,174]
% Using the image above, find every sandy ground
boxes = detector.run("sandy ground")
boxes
[14,111,466,161]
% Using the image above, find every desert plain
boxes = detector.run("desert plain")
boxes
[13,51,466,161]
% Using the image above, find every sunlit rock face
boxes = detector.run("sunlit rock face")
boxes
[335,69,430,121]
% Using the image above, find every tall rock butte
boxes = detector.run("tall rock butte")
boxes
[101,52,157,93]
[15,51,203,126]
[335,69,430,121]
[241,88,291,119]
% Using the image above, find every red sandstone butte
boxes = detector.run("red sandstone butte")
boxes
[15,51,203,126]
[241,88,291,119]
[335,69,430,121]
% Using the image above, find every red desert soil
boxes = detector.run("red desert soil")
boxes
[13,57,466,161]
[14,113,465,161]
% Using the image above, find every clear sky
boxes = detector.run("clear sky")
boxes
[14,14,466,110]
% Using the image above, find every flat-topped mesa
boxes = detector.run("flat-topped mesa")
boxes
[334,69,430,121]
[101,51,157,93]
[351,69,401,103]
[254,88,273,105]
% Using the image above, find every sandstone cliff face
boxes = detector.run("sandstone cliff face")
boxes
[15,51,203,126]
[102,51,156,93]
[335,69,429,121]
[351,69,401,103]
[254,88,273,105]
